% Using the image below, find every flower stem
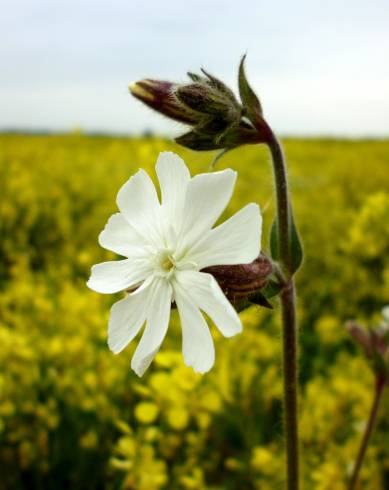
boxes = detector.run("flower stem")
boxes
[348,378,385,490]
[266,127,299,490]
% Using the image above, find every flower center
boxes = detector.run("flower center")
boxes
[161,255,174,271]
[154,249,177,277]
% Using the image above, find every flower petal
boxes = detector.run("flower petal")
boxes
[87,258,152,294]
[108,278,153,354]
[186,203,261,269]
[156,152,190,231]
[175,270,242,337]
[98,213,150,257]
[116,169,161,244]
[174,282,215,373]
[176,169,237,253]
[131,278,172,377]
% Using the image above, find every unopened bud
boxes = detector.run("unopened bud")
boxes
[176,83,239,119]
[130,57,270,152]
[129,79,201,125]
[347,319,389,384]
[347,322,374,356]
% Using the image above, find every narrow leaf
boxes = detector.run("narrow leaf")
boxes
[269,212,303,274]
[290,210,303,274]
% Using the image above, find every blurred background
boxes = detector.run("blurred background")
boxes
[1,1,389,489]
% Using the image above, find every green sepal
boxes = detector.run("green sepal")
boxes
[187,72,204,83]
[247,291,273,309]
[270,212,303,274]
[261,279,283,299]
[238,55,263,126]
[233,298,252,313]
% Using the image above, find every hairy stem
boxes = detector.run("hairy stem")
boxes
[348,379,385,490]
[266,127,299,490]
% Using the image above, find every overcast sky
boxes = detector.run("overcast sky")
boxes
[1,0,389,136]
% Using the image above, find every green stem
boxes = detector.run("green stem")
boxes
[348,379,385,490]
[266,127,299,490]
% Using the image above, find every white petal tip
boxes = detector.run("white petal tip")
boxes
[131,362,148,377]
[85,279,111,295]
[193,366,213,374]
[86,279,97,292]
[107,342,122,355]
[184,360,213,374]
[222,324,243,338]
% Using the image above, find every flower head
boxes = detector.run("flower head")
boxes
[87,152,262,376]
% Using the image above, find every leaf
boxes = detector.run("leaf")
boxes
[290,212,303,273]
[238,55,263,126]
[269,211,303,274]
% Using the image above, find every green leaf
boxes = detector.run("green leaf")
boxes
[238,55,263,126]
[269,211,303,274]
[290,212,303,274]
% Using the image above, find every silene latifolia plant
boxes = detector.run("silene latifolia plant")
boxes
[89,56,307,490]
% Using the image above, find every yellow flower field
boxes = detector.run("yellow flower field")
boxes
[0,134,388,489]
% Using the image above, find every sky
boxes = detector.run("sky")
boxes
[1,0,389,137]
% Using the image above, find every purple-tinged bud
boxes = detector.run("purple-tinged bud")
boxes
[347,322,374,356]
[130,57,270,153]
[347,319,389,384]
[202,255,274,308]
[129,80,202,125]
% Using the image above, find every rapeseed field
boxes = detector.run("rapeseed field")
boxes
[0,134,388,489]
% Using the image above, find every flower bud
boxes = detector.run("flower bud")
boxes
[129,58,269,152]
[175,82,239,119]
[347,318,389,384]
[129,79,202,126]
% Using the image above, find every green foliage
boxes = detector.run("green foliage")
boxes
[0,134,388,489]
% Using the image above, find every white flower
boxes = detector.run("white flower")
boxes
[87,152,262,376]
